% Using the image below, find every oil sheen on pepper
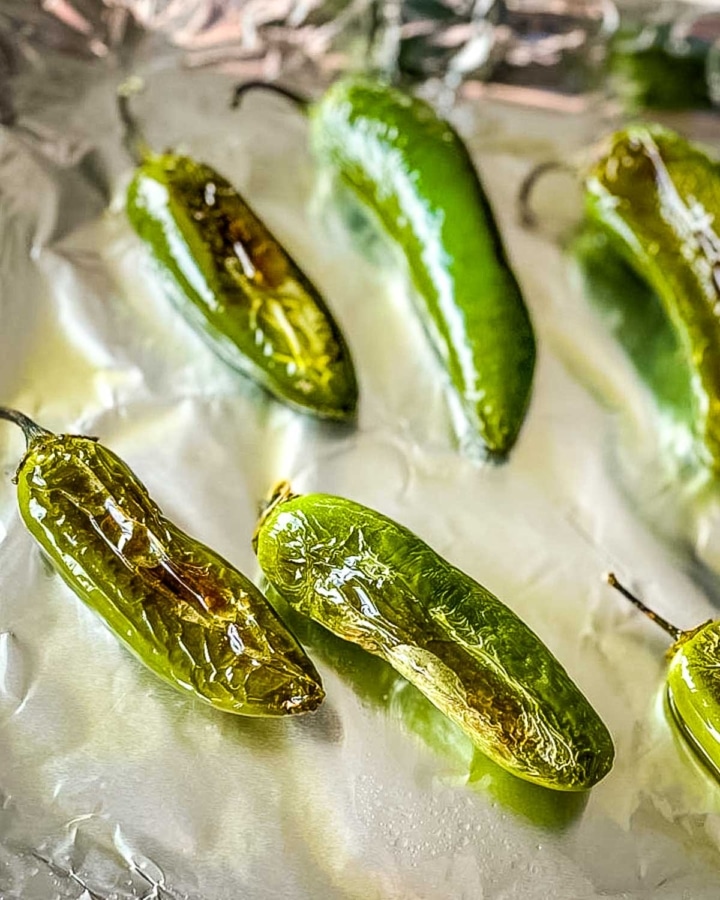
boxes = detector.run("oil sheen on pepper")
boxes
[255,488,614,790]
[667,622,720,779]
[127,153,357,421]
[586,126,720,472]
[309,77,536,457]
[607,574,720,782]
[4,411,324,716]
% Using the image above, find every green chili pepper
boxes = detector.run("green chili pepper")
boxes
[609,22,714,111]
[232,78,536,458]
[585,125,720,472]
[572,226,696,430]
[607,574,720,780]
[253,484,614,790]
[0,408,324,716]
[119,84,357,422]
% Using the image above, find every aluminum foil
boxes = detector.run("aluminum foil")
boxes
[2,2,720,898]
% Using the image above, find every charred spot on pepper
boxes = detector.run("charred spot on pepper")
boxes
[226,216,289,289]
[425,638,565,766]
[142,556,237,618]
[160,158,290,295]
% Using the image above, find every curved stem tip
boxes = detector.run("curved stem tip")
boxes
[518,160,578,229]
[231,81,309,113]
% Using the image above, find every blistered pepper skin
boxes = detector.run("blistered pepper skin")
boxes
[309,78,536,457]
[586,126,720,471]
[666,623,720,778]
[127,154,358,421]
[9,420,324,716]
[255,492,614,790]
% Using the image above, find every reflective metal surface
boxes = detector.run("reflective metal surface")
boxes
[2,2,720,898]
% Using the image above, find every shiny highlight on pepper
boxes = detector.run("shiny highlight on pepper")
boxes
[255,486,614,790]
[0,408,324,717]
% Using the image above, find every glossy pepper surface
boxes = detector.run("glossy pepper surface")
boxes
[586,126,720,471]
[255,486,614,790]
[608,574,720,780]
[123,93,357,421]
[0,408,324,716]
[609,22,714,111]
[309,77,536,456]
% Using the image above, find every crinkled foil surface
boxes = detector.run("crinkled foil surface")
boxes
[2,1,720,898]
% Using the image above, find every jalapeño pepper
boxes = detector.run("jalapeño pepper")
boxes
[0,408,324,716]
[585,126,720,472]
[120,85,357,421]
[233,77,536,458]
[608,574,720,781]
[609,22,715,111]
[254,484,614,790]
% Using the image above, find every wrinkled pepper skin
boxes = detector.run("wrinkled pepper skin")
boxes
[255,489,614,789]
[666,623,720,779]
[586,126,720,471]
[309,77,536,457]
[4,412,324,716]
[127,154,357,421]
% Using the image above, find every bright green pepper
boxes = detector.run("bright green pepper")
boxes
[233,77,536,458]
[254,484,614,790]
[0,408,324,717]
[120,88,357,421]
[609,22,714,111]
[585,126,720,472]
[572,226,696,428]
[607,574,720,781]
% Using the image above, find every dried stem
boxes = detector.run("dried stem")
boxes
[117,76,151,166]
[231,81,309,113]
[518,160,577,228]
[0,407,52,448]
[606,572,682,641]
[252,480,298,550]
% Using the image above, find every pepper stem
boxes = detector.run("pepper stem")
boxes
[117,76,151,166]
[0,407,52,449]
[606,572,683,641]
[518,160,578,228]
[252,481,299,551]
[230,81,309,113]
